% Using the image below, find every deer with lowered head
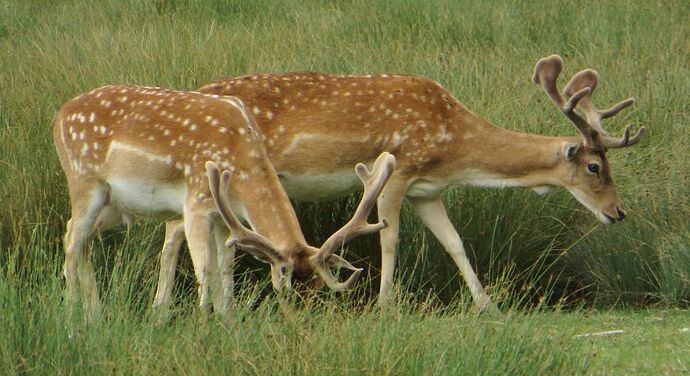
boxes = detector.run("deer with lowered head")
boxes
[54,85,396,320]
[151,54,644,312]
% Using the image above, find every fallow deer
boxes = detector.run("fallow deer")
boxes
[153,54,644,311]
[53,85,395,319]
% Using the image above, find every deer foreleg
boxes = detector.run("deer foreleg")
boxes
[64,181,109,322]
[183,210,218,312]
[152,220,186,314]
[214,224,235,315]
[376,177,406,307]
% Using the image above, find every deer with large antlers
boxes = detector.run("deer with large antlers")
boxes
[151,54,644,311]
[53,85,395,319]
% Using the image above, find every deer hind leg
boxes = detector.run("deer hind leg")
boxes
[183,208,219,312]
[376,177,407,307]
[152,220,185,314]
[409,196,493,311]
[63,180,109,322]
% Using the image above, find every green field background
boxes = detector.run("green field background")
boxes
[0,0,688,374]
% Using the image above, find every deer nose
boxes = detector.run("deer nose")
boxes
[616,207,626,221]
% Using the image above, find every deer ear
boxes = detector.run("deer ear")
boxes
[563,143,580,161]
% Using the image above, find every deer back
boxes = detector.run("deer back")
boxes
[53,85,304,239]
[199,73,466,175]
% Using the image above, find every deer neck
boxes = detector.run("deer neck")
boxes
[232,166,309,251]
[445,109,574,189]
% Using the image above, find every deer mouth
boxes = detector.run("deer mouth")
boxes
[601,212,616,224]
[600,206,626,224]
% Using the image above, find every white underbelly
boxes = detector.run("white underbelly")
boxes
[278,169,362,201]
[108,178,185,219]
[102,142,185,219]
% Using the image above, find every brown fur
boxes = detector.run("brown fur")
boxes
[54,85,389,318]
[191,64,641,308]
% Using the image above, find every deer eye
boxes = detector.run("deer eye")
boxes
[587,163,600,174]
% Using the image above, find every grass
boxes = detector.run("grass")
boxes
[567,309,690,374]
[0,0,689,373]
[2,233,688,375]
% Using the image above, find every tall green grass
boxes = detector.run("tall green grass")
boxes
[1,0,688,327]
[1,229,594,374]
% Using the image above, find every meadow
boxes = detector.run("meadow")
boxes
[0,0,688,374]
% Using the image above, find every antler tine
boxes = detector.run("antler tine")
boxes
[600,124,646,149]
[533,55,597,147]
[315,260,363,291]
[563,69,636,135]
[600,98,635,119]
[532,54,566,108]
[205,161,282,264]
[562,69,602,132]
[317,152,396,258]
[206,161,243,237]
[310,152,397,291]
[563,68,642,149]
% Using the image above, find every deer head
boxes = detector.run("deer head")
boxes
[207,152,397,290]
[532,55,645,224]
